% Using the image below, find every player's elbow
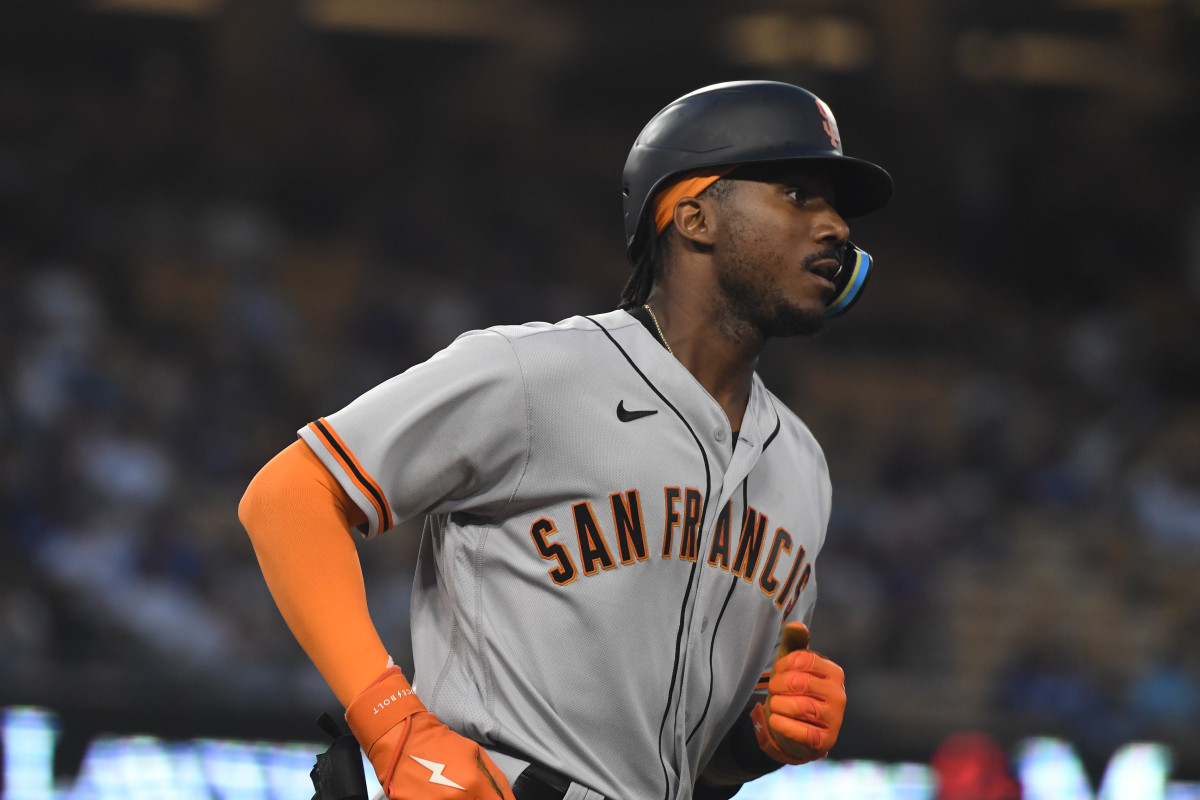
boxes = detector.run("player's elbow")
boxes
[238,475,259,531]
[238,448,298,544]
[238,463,275,541]
[238,440,361,546]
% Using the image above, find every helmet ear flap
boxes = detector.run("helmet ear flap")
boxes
[824,243,871,317]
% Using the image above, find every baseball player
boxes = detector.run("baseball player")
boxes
[240,80,892,800]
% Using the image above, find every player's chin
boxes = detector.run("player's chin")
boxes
[766,301,826,338]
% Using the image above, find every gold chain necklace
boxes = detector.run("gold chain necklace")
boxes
[643,304,673,355]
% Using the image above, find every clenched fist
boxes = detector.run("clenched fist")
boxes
[751,622,846,765]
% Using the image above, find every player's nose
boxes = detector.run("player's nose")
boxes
[811,201,850,246]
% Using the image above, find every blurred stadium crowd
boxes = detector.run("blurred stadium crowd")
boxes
[2,3,1200,778]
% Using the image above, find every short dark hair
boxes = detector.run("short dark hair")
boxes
[617,177,733,309]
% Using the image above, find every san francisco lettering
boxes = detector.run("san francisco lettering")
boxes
[529,488,812,611]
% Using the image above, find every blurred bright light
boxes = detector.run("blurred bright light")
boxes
[1,708,58,800]
[4,706,1200,800]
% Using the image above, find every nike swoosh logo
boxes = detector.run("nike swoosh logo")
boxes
[617,401,658,422]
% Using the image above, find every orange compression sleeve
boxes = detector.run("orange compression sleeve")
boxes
[238,439,392,707]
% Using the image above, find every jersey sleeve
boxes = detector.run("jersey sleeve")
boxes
[298,329,531,537]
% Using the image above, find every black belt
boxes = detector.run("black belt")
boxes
[510,761,573,800]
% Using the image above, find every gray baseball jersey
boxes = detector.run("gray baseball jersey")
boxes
[298,309,831,800]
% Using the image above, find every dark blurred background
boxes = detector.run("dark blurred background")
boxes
[2,0,1199,785]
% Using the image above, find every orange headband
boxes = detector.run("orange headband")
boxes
[652,167,736,235]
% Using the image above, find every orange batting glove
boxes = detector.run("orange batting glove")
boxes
[345,666,516,800]
[750,622,846,765]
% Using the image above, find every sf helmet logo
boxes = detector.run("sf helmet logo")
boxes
[814,98,841,150]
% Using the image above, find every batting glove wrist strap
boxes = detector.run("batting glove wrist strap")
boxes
[344,666,426,759]
[344,666,517,800]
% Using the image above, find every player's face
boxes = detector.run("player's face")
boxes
[710,165,850,339]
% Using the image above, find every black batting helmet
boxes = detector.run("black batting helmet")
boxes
[622,80,894,263]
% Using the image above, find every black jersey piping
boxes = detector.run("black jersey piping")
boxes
[761,412,782,453]
[584,314,712,800]
[687,570,738,747]
[686,477,751,746]
[682,399,781,746]
[314,418,393,532]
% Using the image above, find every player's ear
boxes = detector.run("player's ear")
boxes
[673,197,717,248]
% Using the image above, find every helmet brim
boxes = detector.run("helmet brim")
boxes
[822,155,894,219]
[729,155,893,219]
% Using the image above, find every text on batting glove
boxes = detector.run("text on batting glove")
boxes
[344,665,516,800]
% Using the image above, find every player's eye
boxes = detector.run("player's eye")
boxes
[784,187,808,205]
